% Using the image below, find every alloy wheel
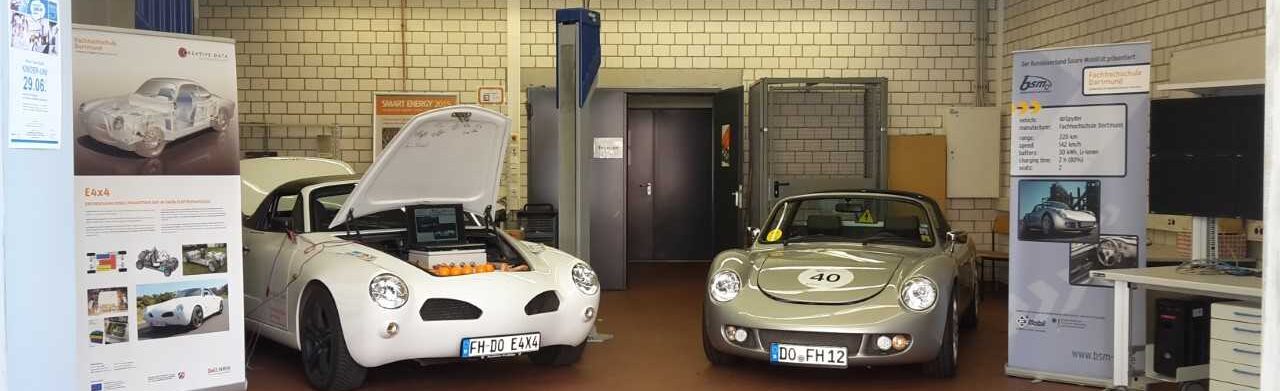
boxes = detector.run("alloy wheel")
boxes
[302,298,336,381]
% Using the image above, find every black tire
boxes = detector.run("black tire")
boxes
[529,342,586,366]
[960,288,979,329]
[136,260,144,270]
[1041,215,1055,235]
[923,291,958,378]
[701,311,738,366]
[301,286,367,391]
[163,268,172,277]
[208,260,220,273]
[189,306,204,329]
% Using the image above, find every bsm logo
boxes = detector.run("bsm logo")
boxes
[1019,75,1053,93]
[1017,315,1047,328]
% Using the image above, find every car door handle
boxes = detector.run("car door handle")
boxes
[243,246,250,254]
[639,182,652,196]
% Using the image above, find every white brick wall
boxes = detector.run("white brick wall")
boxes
[202,0,1005,244]
[1002,0,1265,251]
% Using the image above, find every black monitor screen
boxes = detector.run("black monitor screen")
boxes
[409,204,464,246]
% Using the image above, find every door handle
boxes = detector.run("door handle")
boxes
[639,182,652,196]
[773,181,790,198]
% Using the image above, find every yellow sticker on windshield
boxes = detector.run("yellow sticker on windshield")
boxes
[766,228,783,242]
[857,210,876,224]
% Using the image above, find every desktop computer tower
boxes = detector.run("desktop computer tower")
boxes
[1153,298,1211,377]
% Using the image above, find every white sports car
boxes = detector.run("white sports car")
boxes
[240,106,601,391]
[143,287,225,329]
[78,77,235,157]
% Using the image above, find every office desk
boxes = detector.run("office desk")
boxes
[1091,266,1262,389]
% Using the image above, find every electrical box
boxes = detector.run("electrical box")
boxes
[944,107,1000,198]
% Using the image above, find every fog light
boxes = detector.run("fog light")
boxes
[875,335,893,351]
[723,325,750,343]
[733,328,748,342]
[891,334,911,351]
[584,306,596,321]
[381,322,399,338]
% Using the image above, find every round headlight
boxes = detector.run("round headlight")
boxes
[709,270,742,302]
[571,263,599,295]
[900,276,938,311]
[369,273,409,309]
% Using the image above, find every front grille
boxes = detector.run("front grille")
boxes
[524,290,560,315]
[757,329,862,351]
[419,298,482,321]
[161,312,174,317]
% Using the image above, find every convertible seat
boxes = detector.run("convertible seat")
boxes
[885,215,920,238]
[806,214,842,236]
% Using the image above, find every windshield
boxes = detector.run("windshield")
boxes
[177,288,202,297]
[310,184,485,232]
[759,195,936,248]
[1044,201,1069,209]
[134,80,179,101]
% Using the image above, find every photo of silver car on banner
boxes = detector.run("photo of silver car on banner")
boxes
[1006,42,1151,387]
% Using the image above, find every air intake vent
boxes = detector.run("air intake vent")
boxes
[524,290,560,315]
[419,298,482,321]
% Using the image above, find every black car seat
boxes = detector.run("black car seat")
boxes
[885,215,921,239]
[807,214,843,236]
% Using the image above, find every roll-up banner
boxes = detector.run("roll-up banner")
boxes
[1006,42,1150,386]
[72,25,245,390]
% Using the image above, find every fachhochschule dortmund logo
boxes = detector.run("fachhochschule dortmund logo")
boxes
[1019,75,1053,93]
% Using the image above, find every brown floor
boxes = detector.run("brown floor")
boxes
[244,263,1115,391]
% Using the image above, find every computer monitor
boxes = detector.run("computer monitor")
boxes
[407,204,466,247]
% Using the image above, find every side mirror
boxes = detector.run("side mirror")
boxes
[946,231,968,244]
[747,227,762,241]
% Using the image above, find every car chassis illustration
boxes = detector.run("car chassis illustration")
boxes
[136,247,180,277]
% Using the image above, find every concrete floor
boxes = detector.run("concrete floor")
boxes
[244,263,1121,391]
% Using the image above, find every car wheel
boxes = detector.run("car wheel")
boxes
[529,342,586,366]
[163,268,172,277]
[923,290,958,378]
[701,311,738,366]
[960,288,979,330]
[211,108,230,132]
[301,286,367,391]
[189,306,204,329]
[207,260,219,273]
[136,260,144,270]
[1041,215,1055,235]
[132,127,166,158]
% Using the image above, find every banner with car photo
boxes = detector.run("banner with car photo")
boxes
[72,25,245,391]
[1006,42,1150,385]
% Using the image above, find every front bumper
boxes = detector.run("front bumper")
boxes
[1056,218,1096,232]
[703,288,948,366]
[145,312,190,327]
[339,283,600,367]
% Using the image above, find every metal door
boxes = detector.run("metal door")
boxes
[712,87,744,251]
[627,108,715,261]
[748,78,889,228]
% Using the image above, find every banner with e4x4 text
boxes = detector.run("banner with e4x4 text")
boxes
[1006,42,1150,386]
[73,25,245,391]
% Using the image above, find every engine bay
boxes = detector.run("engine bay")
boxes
[341,227,532,276]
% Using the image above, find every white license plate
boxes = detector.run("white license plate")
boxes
[460,333,540,358]
[770,343,848,368]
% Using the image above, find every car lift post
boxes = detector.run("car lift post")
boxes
[554,8,600,261]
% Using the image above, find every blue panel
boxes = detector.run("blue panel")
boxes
[136,0,193,34]
[555,8,601,108]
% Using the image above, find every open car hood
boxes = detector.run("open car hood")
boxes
[329,105,510,228]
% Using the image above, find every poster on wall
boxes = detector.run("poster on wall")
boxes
[1006,42,1150,386]
[72,25,245,391]
[372,92,456,157]
[7,0,61,148]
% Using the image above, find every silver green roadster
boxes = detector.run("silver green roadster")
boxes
[702,191,979,377]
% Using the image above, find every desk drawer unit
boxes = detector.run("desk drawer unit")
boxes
[1210,379,1259,391]
[1208,339,1261,367]
[1209,360,1260,389]
[1210,301,1262,390]
[1211,302,1262,324]
[1209,319,1262,345]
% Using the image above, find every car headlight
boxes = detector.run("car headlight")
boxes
[571,263,599,295]
[709,270,741,303]
[900,276,938,311]
[175,304,184,314]
[369,273,409,309]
